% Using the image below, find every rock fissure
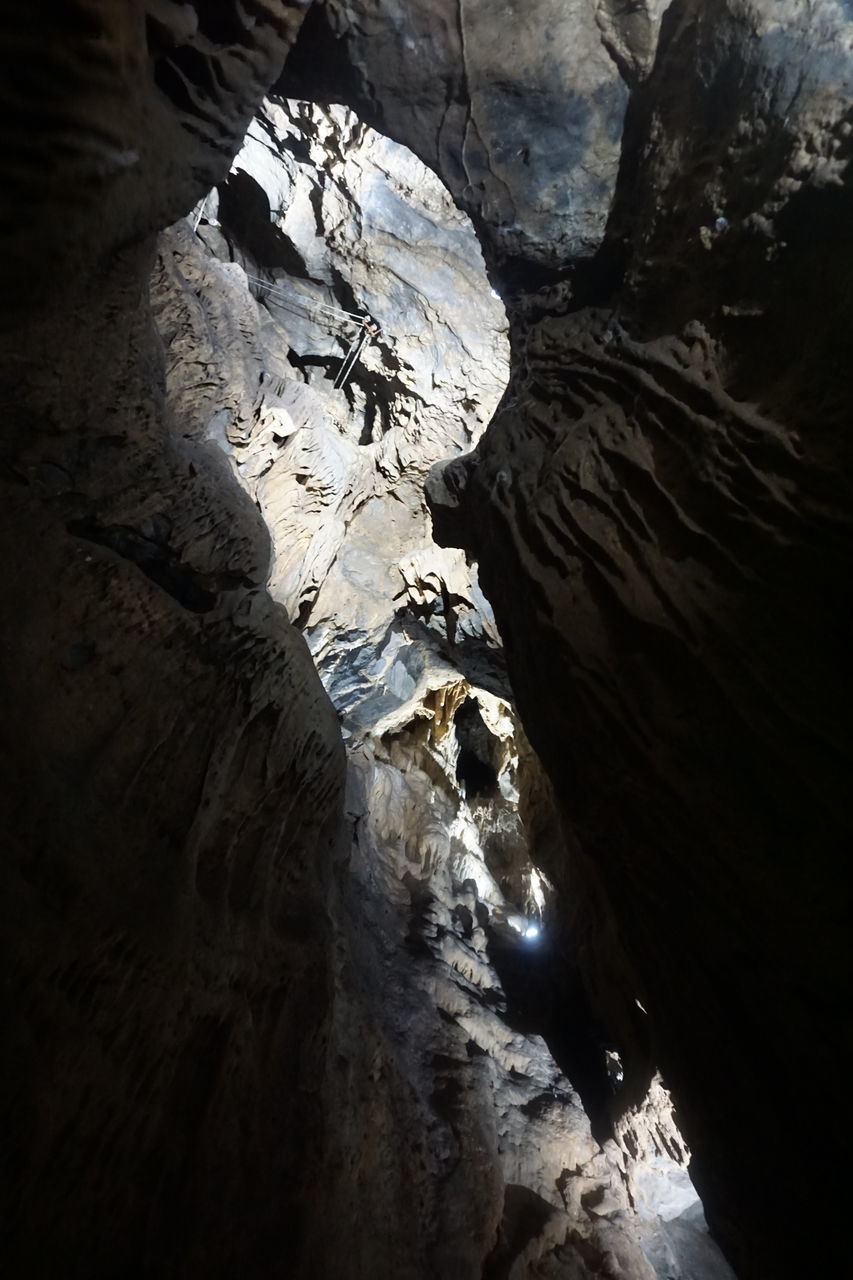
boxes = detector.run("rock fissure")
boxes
[2,3,848,1279]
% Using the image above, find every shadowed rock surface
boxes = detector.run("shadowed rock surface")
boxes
[1,2,850,1279]
[1,5,345,1278]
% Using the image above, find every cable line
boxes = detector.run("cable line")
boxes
[243,273,365,323]
[185,223,385,391]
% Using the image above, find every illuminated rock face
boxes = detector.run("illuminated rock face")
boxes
[153,98,732,1279]
[305,3,851,1277]
[1,2,850,1279]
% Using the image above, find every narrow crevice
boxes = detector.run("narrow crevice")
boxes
[66,519,235,614]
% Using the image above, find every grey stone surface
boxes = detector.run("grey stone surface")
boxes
[152,90,735,1280]
[2,3,849,1278]
[282,0,666,272]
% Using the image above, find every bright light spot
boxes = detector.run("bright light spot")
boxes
[524,924,540,940]
[529,866,549,916]
[635,997,648,1014]
[605,1049,624,1084]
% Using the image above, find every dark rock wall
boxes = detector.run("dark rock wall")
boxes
[422,6,850,1279]
[1,5,348,1278]
[1,1,310,312]
[282,0,655,275]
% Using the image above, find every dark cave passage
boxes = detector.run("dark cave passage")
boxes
[455,697,502,800]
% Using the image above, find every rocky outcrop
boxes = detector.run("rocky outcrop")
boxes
[0,6,347,1278]
[282,0,666,277]
[424,5,852,1278]
[149,95,735,1279]
[2,2,850,1278]
[0,1,311,314]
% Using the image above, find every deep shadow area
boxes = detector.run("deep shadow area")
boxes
[455,697,501,799]
[483,1185,556,1280]
[486,926,617,1145]
[217,169,317,279]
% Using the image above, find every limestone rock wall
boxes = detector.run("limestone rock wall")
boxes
[2,2,849,1278]
[154,95,510,718]
[282,0,664,275]
[153,92,736,1280]
[0,1,311,315]
[420,6,852,1278]
[277,2,850,1276]
[0,6,348,1278]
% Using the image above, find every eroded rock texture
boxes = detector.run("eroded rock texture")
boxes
[423,6,851,1279]
[0,0,311,312]
[283,0,669,275]
[0,5,347,1278]
[1,1,849,1278]
[284,0,850,1275]
[150,98,734,1278]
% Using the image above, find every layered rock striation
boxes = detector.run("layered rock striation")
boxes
[1,2,850,1279]
[288,0,850,1274]
[152,95,733,1278]
[1,5,346,1277]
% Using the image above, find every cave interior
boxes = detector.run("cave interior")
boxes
[0,4,849,1280]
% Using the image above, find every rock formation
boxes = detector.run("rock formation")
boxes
[285,3,851,1276]
[1,5,345,1277]
[1,3,849,1279]
[151,95,734,1277]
